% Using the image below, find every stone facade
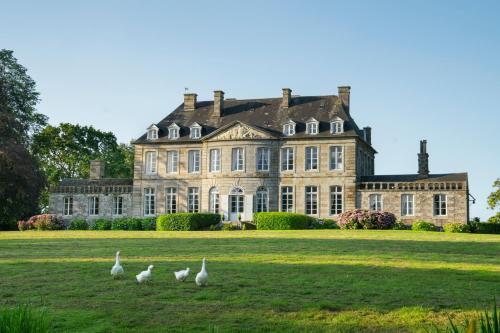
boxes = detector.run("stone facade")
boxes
[49,87,469,225]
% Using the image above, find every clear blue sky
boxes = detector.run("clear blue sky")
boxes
[1,0,499,220]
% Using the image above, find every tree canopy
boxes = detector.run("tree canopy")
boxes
[487,178,500,211]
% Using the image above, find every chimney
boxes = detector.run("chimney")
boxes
[89,160,105,179]
[282,88,292,108]
[363,126,372,145]
[418,140,430,177]
[338,86,351,112]
[184,93,197,111]
[214,90,224,117]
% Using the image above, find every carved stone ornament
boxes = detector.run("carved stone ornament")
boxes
[212,123,269,140]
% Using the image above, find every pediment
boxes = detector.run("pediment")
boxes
[206,122,274,141]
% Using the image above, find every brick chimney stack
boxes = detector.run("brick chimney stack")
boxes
[338,86,351,113]
[89,160,105,179]
[363,126,372,145]
[214,90,224,117]
[184,93,197,111]
[418,140,430,177]
[282,88,292,108]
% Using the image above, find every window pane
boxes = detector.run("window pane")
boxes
[330,186,342,215]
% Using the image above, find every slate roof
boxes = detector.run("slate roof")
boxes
[360,173,468,183]
[134,95,372,148]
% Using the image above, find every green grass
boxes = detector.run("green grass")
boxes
[0,230,498,332]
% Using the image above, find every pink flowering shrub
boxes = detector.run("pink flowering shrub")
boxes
[17,220,33,231]
[27,214,66,231]
[337,209,396,230]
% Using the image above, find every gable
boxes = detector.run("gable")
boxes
[205,122,275,141]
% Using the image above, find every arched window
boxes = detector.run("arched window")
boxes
[230,187,244,195]
[256,186,268,212]
[209,187,219,213]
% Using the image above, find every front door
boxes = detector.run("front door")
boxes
[229,195,244,221]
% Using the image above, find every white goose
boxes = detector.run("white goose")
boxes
[110,251,124,278]
[174,268,190,282]
[136,265,154,284]
[195,258,208,287]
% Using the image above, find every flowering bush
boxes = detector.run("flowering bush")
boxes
[411,220,436,231]
[311,218,339,229]
[337,210,396,230]
[17,220,33,231]
[27,214,65,231]
[443,222,470,233]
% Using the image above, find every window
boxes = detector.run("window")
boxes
[232,148,244,171]
[369,194,383,211]
[209,187,219,213]
[147,125,158,140]
[168,123,180,140]
[166,151,178,173]
[306,120,319,135]
[144,188,155,216]
[329,146,343,170]
[281,147,294,171]
[188,187,199,213]
[305,186,318,215]
[230,187,244,213]
[283,121,296,136]
[188,150,201,173]
[281,186,294,212]
[330,120,344,134]
[89,196,99,216]
[63,197,73,216]
[209,149,221,172]
[305,146,319,171]
[113,196,123,215]
[145,151,157,174]
[330,186,343,215]
[165,187,177,214]
[256,187,268,212]
[256,147,270,172]
[190,123,201,139]
[401,194,414,216]
[434,194,447,216]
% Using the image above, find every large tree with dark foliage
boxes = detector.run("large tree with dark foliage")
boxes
[0,50,47,229]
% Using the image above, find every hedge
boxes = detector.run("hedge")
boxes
[69,219,89,230]
[443,222,470,233]
[254,212,312,230]
[472,222,500,234]
[111,218,143,231]
[337,210,396,230]
[90,218,112,230]
[156,213,220,231]
[411,220,436,231]
[311,218,339,229]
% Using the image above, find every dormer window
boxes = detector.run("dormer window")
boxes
[146,124,159,140]
[330,117,344,134]
[306,118,319,135]
[168,123,180,140]
[283,120,296,136]
[190,123,202,139]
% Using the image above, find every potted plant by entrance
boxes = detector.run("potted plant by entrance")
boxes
[237,213,242,229]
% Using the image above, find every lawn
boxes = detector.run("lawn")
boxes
[0,230,499,332]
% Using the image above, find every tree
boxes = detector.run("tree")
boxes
[487,178,500,210]
[0,113,46,229]
[0,49,47,146]
[32,122,134,188]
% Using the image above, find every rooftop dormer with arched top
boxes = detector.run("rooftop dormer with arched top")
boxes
[146,124,159,140]
[168,123,180,140]
[190,122,202,139]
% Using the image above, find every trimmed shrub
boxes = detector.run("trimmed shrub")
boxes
[393,221,408,230]
[91,218,112,230]
[28,214,65,231]
[311,218,339,229]
[156,213,220,231]
[241,222,256,230]
[411,220,436,231]
[337,210,396,230]
[141,218,156,231]
[222,223,238,231]
[254,212,312,230]
[111,218,143,231]
[443,222,470,233]
[69,219,88,230]
[473,222,500,234]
